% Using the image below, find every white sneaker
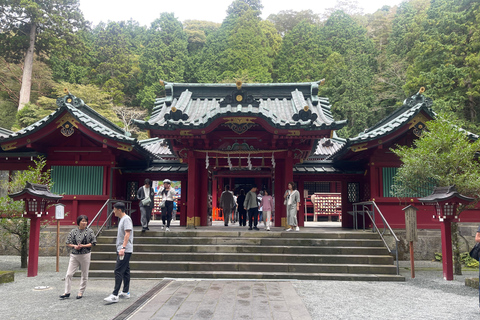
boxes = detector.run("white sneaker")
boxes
[295,226,300,231]
[285,228,292,232]
[104,294,119,303]
[161,225,165,230]
[266,227,270,231]
[166,227,170,232]
[118,292,130,299]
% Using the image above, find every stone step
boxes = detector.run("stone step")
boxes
[99,229,381,239]
[96,236,385,247]
[92,243,390,255]
[91,252,394,264]
[85,270,405,281]
[89,260,398,274]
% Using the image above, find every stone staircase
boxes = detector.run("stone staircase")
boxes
[86,228,404,281]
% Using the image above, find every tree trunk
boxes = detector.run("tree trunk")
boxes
[452,222,462,275]
[18,22,37,111]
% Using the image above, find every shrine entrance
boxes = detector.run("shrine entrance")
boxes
[211,170,273,224]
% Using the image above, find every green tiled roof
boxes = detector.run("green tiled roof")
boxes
[0,95,158,159]
[136,81,347,131]
[0,127,13,138]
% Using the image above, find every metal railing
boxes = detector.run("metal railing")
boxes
[352,201,400,275]
[88,199,134,238]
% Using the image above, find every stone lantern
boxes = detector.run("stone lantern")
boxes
[418,185,474,280]
[9,182,63,277]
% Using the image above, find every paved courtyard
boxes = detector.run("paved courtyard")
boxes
[1,255,479,320]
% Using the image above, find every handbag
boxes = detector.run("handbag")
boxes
[469,242,480,261]
[159,199,166,208]
[141,197,151,206]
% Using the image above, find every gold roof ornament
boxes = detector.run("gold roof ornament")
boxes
[419,87,425,94]
[236,80,242,90]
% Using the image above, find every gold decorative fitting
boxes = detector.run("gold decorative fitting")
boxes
[201,130,205,134]
[26,139,31,143]
[117,143,133,152]
[236,80,242,90]
[419,87,425,94]
[303,105,309,112]
[56,114,79,137]
[171,106,177,113]
[103,139,107,143]
[287,130,300,136]
[224,117,257,135]
[1,141,17,151]
[66,97,73,103]
[64,88,69,94]
[159,80,165,86]
[180,130,193,136]
[351,143,368,152]
[236,95,243,102]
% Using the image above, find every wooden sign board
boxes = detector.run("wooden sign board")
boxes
[55,204,65,220]
[405,208,418,242]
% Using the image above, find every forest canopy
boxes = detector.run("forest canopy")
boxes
[1,0,480,138]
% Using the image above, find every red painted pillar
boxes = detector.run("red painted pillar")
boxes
[186,152,197,229]
[180,176,188,227]
[27,216,41,277]
[274,159,285,227]
[440,221,454,280]
[199,159,209,226]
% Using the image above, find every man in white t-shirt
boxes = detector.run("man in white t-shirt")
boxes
[104,202,134,303]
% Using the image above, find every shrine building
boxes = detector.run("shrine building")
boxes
[1,81,479,229]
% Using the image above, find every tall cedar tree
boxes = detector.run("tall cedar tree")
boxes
[0,0,85,110]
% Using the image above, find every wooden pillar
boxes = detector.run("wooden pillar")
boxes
[341,180,353,228]
[199,159,209,226]
[186,151,197,229]
[27,216,41,277]
[180,176,188,227]
[274,158,285,227]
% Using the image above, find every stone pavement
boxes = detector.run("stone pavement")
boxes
[126,280,311,320]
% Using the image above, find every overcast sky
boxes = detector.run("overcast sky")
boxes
[79,0,403,26]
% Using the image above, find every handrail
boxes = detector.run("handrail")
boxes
[88,199,133,238]
[352,201,400,275]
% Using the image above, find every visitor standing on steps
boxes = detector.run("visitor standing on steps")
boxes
[237,189,247,227]
[244,184,259,230]
[260,189,274,231]
[137,178,154,233]
[284,182,300,232]
[220,185,235,226]
[159,179,176,232]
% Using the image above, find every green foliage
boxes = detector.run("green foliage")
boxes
[404,0,480,131]
[0,157,53,268]
[433,252,479,268]
[267,9,321,36]
[392,114,480,201]
[0,100,16,129]
[137,13,188,110]
[15,102,54,128]
[274,20,329,82]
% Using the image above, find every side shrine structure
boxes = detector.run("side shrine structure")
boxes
[1,81,479,229]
